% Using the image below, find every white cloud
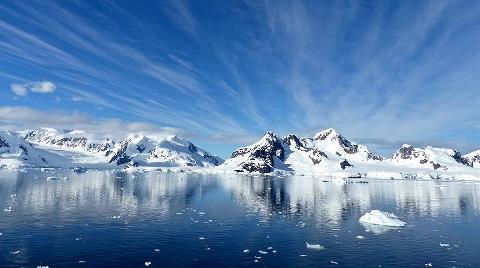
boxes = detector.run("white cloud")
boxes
[10,81,56,96]
[0,106,192,141]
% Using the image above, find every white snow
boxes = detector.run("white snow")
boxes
[359,210,406,227]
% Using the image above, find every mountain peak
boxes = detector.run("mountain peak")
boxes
[313,128,341,140]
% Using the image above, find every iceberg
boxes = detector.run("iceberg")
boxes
[359,210,406,227]
[305,242,325,250]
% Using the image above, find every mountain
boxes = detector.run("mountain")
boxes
[0,128,222,170]
[220,129,382,175]
[217,129,479,179]
[0,130,69,169]
[391,144,470,170]
[463,150,480,168]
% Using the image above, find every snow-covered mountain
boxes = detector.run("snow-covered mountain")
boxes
[0,128,223,170]
[391,144,470,170]
[463,150,480,168]
[216,128,479,179]
[0,130,69,169]
[219,129,383,175]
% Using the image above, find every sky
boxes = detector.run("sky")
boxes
[0,0,479,158]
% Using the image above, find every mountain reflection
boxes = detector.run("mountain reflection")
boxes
[0,171,479,226]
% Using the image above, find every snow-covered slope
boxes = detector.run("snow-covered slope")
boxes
[1,128,223,170]
[463,150,480,168]
[215,128,480,179]
[0,131,69,169]
[391,144,469,170]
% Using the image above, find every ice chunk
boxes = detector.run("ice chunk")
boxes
[359,210,406,227]
[10,250,20,255]
[243,249,250,253]
[78,260,86,264]
[154,249,161,252]
[37,266,49,268]
[199,236,205,240]
[4,207,12,212]
[331,260,338,265]
[258,250,268,254]
[145,261,152,266]
[46,176,67,181]
[355,235,365,239]
[305,242,325,250]
[425,263,432,267]
[440,243,450,247]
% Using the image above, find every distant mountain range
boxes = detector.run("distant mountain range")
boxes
[1,128,222,170]
[1,128,479,179]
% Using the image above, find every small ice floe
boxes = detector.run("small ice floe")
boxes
[267,247,273,250]
[4,207,12,212]
[355,235,365,240]
[440,243,450,247]
[75,237,82,241]
[359,210,406,227]
[266,235,270,239]
[300,254,307,257]
[254,256,262,259]
[254,259,259,263]
[36,266,49,268]
[0,232,3,235]
[330,260,338,265]
[243,249,250,253]
[258,250,268,255]
[46,176,67,181]
[145,261,152,267]
[199,236,206,240]
[108,215,122,219]
[272,250,277,254]
[425,262,432,267]
[205,247,211,251]
[78,260,86,264]
[10,250,20,255]
[176,212,182,215]
[154,248,161,252]
[305,242,325,250]
[198,212,206,215]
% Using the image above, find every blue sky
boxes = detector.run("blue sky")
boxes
[0,0,479,158]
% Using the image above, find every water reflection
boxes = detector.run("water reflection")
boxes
[1,171,479,226]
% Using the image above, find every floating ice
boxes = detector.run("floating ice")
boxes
[306,242,325,250]
[4,207,12,212]
[440,243,450,247]
[259,250,268,254]
[355,235,365,239]
[254,259,259,263]
[272,250,277,254]
[10,250,20,255]
[199,236,205,240]
[37,266,49,268]
[254,256,261,259]
[46,176,67,181]
[145,261,152,266]
[267,247,273,250]
[243,249,250,253]
[331,260,338,265]
[79,260,86,264]
[425,263,432,267]
[108,215,122,219]
[359,210,406,227]
[300,254,307,257]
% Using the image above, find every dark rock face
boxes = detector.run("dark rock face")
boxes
[188,143,197,153]
[452,151,471,166]
[395,145,415,159]
[283,134,305,151]
[109,140,131,165]
[0,137,9,148]
[340,159,353,170]
[232,132,286,173]
[309,149,328,164]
